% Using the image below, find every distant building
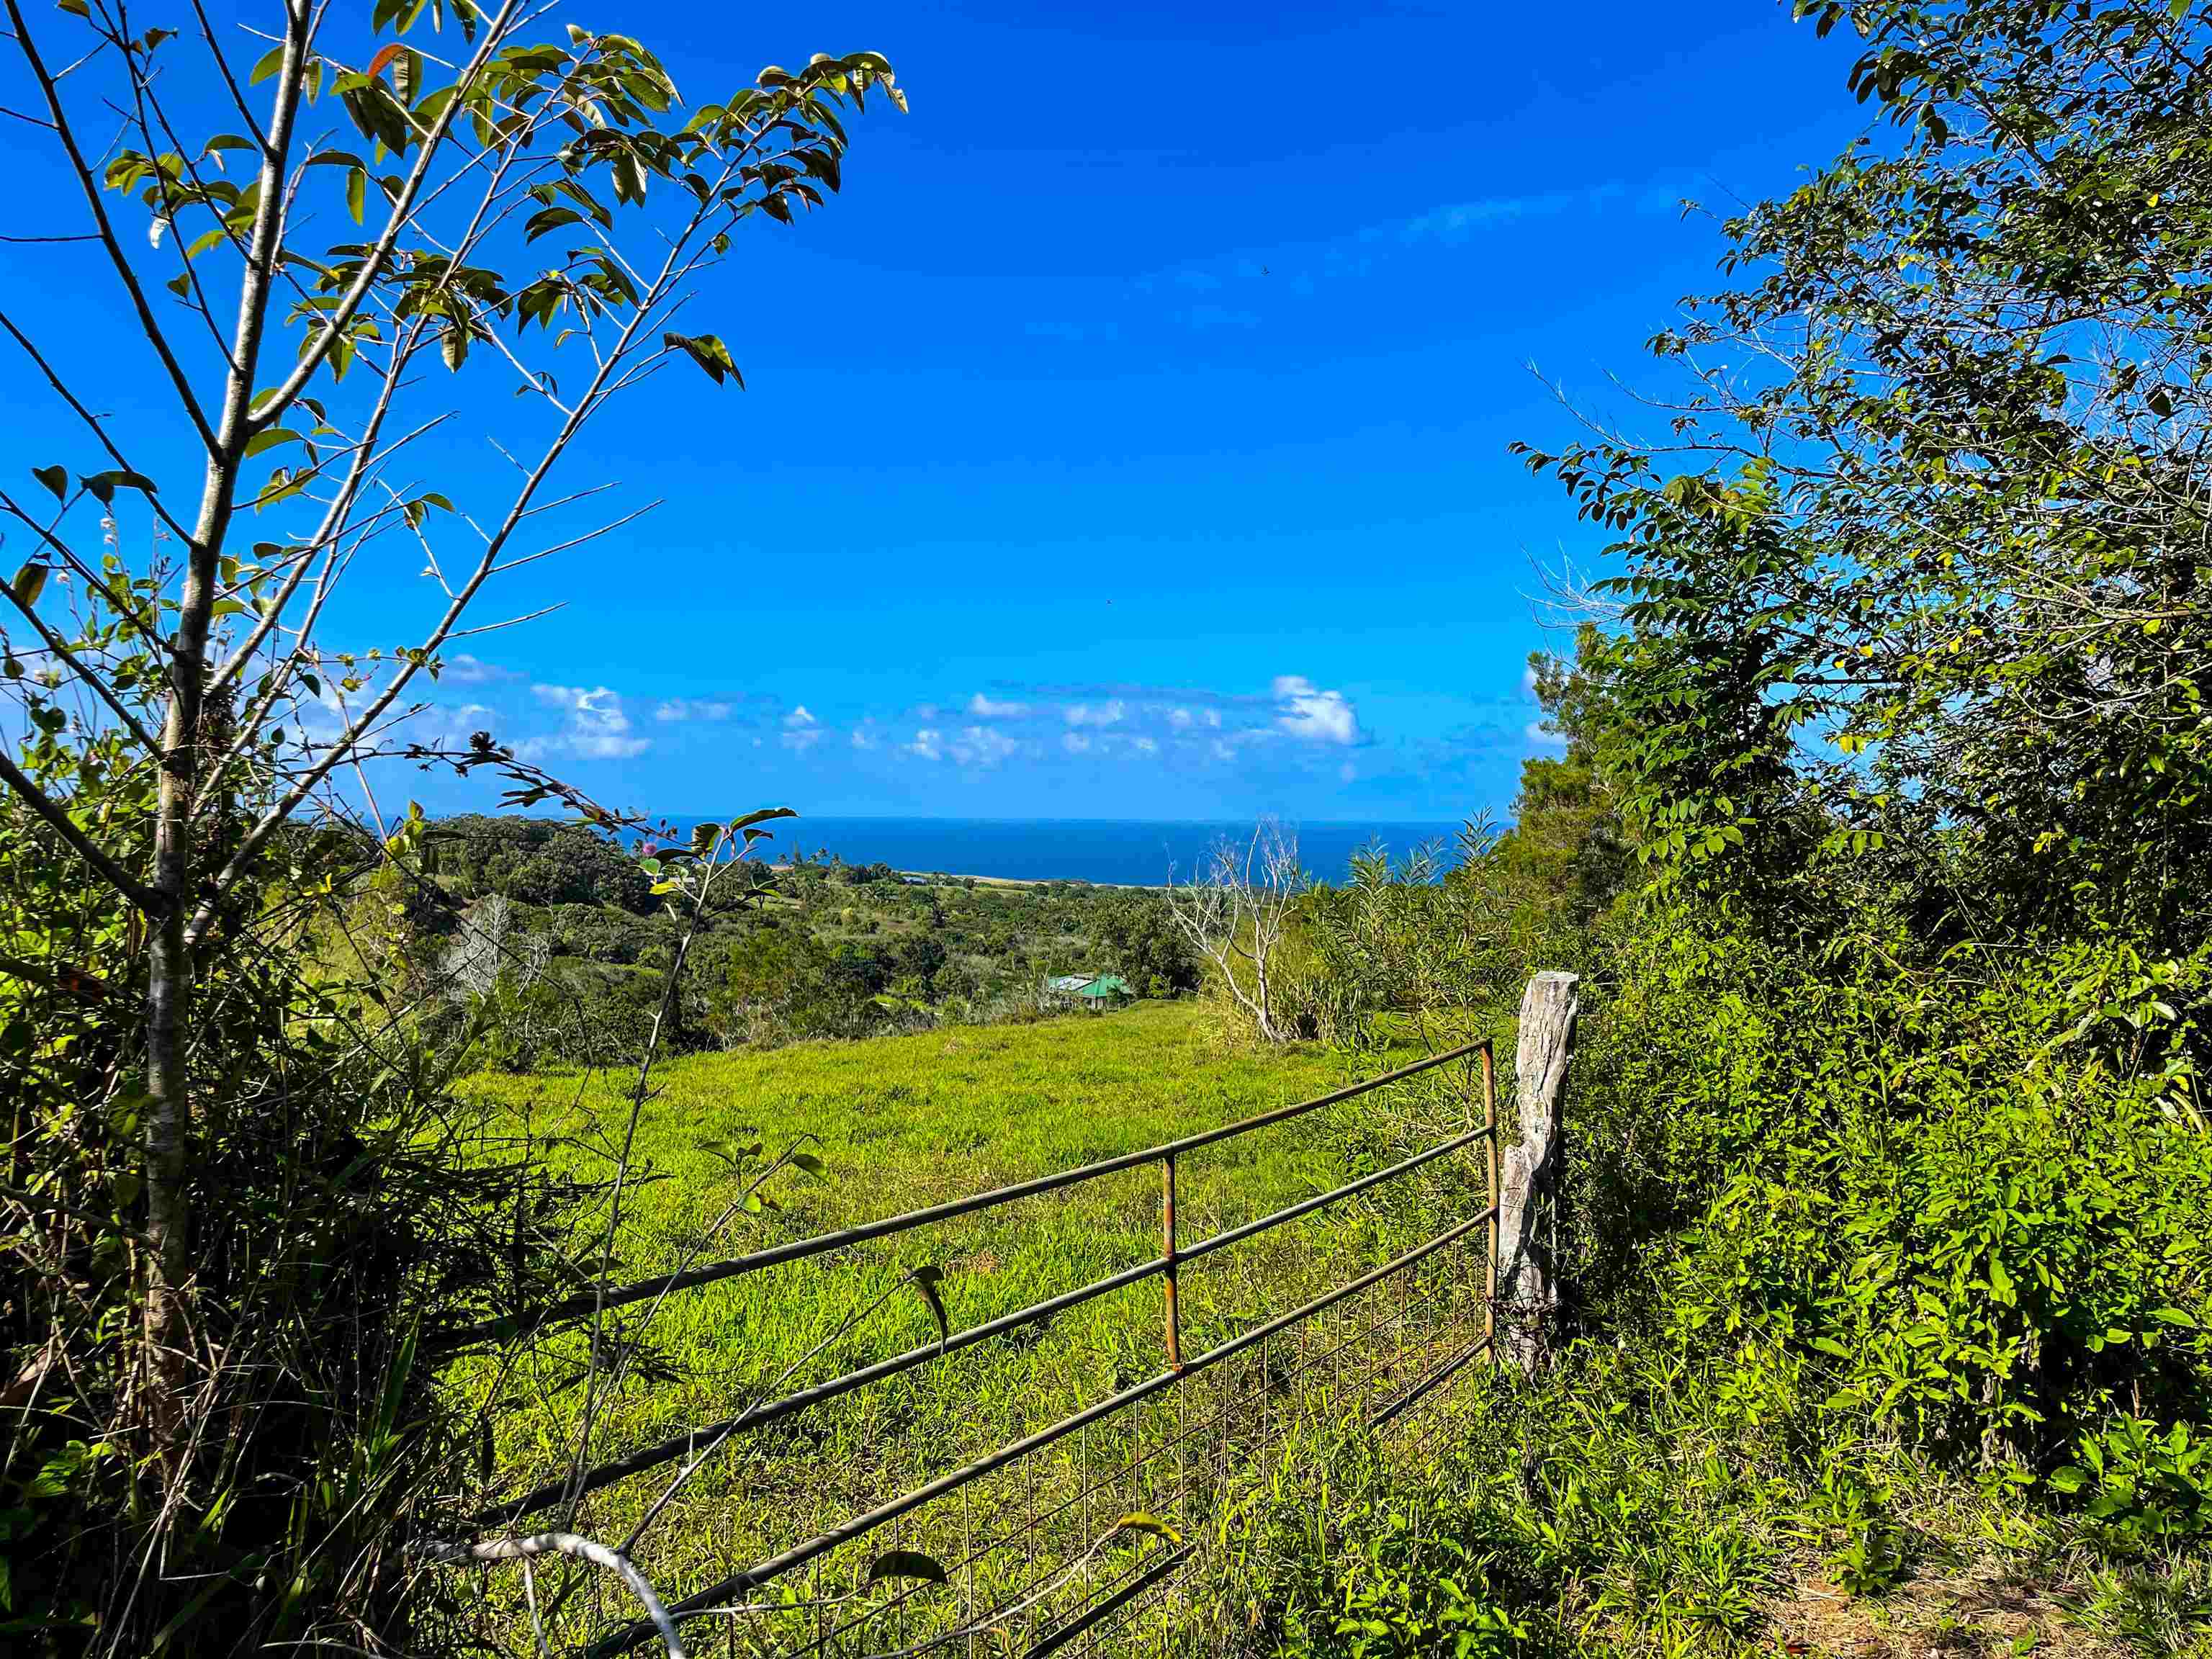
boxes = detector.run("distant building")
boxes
[1041,972,1134,1010]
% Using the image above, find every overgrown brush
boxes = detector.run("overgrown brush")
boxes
[1190,898,2212,1655]
[1579,916,2212,1484]
[0,2,908,1648]
[1207,1292,2212,1657]
[1,796,608,1654]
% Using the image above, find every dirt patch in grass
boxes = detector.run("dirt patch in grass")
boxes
[1769,1566,2112,1658]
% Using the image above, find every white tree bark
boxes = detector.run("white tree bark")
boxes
[462,1532,685,1659]
[1498,970,1578,1377]
[445,894,513,1002]
[1162,819,1302,1043]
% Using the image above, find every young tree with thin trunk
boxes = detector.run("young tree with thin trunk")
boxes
[0,2,899,1647]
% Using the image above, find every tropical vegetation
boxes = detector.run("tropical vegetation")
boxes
[8,0,2212,1655]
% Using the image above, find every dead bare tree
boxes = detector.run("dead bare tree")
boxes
[1165,818,1304,1043]
[444,891,513,1001]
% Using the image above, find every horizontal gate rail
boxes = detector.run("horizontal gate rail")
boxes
[434,1037,1490,1354]
[588,1206,1496,1658]
[469,1117,1491,1529]
[1374,1328,1493,1428]
[1025,1543,1200,1659]
[458,1035,1505,1659]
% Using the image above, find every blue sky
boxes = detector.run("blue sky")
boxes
[1,1,1869,823]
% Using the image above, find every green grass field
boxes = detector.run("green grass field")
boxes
[450,1002,1496,1652]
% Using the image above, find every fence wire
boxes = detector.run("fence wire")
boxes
[464,1039,1503,1659]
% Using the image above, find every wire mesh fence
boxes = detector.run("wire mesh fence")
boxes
[457,1038,1503,1658]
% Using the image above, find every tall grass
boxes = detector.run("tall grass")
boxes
[444,1003,1495,1651]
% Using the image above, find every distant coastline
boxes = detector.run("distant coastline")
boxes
[692,815,1467,888]
[768,862,1159,891]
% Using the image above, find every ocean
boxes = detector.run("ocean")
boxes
[678,817,1469,887]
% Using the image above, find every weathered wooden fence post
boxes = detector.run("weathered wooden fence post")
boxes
[1498,970,1578,1377]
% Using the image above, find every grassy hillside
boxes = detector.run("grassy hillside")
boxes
[451,1002,1492,1647]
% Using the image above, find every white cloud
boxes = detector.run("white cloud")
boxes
[778,706,822,751]
[1525,719,1567,750]
[655,698,734,723]
[822,675,1375,771]
[441,653,511,685]
[1394,189,1596,248]
[403,701,493,747]
[527,684,650,760]
[1128,181,1629,336]
[1272,675,1360,745]
[950,726,1020,768]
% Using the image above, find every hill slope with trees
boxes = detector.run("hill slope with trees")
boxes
[392,815,1201,1066]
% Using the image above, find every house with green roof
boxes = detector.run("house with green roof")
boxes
[1040,972,1133,1010]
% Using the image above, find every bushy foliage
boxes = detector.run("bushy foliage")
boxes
[1491,0,2212,1563]
[0,792,598,1654]
[1205,1426,1529,1658]
[1252,7,2212,1643]
[1093,891,1203,999]
[1583,914,2212,1469]
[1518,0,2212,956]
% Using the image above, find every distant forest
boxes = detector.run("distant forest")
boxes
[392,815,1202,1067]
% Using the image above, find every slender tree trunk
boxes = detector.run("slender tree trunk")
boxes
[141,827,192,1432]
[140,10,307,1455]
[142,487,230,1443]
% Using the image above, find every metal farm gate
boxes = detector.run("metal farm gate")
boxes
[449,1036,1513,1659]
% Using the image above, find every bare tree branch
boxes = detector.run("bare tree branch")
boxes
[4,0,216,449]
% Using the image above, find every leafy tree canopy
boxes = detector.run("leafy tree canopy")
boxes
[1519,0,2212,955]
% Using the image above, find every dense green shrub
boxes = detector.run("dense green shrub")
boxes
[1094,891,1203,998]
[508,825,655,913]
[1578,920,2212,1483]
